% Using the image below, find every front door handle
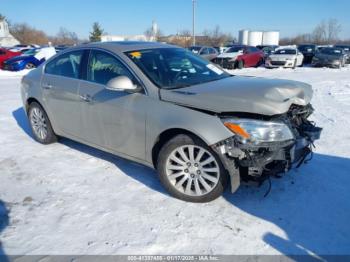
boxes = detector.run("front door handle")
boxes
[42,83,53,90]
[80,94,92,102]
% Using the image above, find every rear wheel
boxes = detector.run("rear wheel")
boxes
[28,102,57,144]
[157,135,228,203]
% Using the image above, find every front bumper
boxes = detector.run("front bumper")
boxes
[213,105,322,192]
[3,62,23,71]
[265,60,295,68]
[312,60,341,68]
[212,58,235,69]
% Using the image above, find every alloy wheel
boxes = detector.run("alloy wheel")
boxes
[165,145,220,196]
[29,107,48,140]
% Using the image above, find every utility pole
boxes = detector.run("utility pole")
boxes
[192,0,196,46]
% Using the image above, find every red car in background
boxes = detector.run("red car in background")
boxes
[212,45,264,69]
[0,48,22,69]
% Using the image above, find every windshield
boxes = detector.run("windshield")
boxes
[125,48,230,89]
[188,46,202,53]
[225,46,244,53]
[22,49,38,56]
[298,45,315,52]
[335,45,350,52]
[274,49,296,55]
[320,48,343,55]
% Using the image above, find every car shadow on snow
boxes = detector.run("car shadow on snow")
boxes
[0,200,9,262]
[12,106,350,257]
[12,107,33,139]
[224,153,350,258]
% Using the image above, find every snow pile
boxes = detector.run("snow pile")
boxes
[0,69,32,78]
[0,67,349,256]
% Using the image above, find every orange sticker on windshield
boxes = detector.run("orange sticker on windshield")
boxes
[130,51,141,58]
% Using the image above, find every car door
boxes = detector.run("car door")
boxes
[78,49,146,160]
[243,47,254,67]
[41,50,85,137]
[200,48,210,60]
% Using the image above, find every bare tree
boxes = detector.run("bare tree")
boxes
[10,23,49,45]
[50,27,79,45]
[201,25,233,46]
[144,26,162,41]
[326,18,341,43]
[312,18,341,44]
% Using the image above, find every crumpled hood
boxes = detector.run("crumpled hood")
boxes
[160,76,313,116]
[217,52,241,59]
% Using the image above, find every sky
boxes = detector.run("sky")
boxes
[1,0,350,40]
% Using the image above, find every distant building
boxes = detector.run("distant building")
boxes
[238,29,279,46]
[101,34,150,42]
[101,21,158,42]
[0,19,20,47]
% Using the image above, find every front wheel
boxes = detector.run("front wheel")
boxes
[157,135,228,203]
[25,63,36,69]
[28,102,57,144]
[236,60,244,69]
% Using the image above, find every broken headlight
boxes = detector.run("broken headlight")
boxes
[223,119,294,143]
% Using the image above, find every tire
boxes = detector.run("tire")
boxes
[28,102,57,144]
[236,60,244,69]
[157,134,228,203]
[25,63,35,69]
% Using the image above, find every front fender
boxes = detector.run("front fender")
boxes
[145,99,233,164]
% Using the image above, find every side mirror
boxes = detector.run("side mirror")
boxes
[106,76,140,93]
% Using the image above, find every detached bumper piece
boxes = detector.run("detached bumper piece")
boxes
[214,104,322,192]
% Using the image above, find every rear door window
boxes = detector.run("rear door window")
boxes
[45,50,83,79]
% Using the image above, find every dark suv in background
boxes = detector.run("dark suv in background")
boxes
[298,44,317,64]
[334,44,350,63]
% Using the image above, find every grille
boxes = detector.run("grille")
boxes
[271,61,286,66]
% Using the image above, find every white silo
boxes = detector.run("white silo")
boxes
[248,31,263,46]
[238,30,249,45]
[262,31,279,45]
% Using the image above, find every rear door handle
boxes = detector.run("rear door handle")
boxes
[80,94,92,102]
[42,83,53,90]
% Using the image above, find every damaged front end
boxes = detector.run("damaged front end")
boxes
[213,104,322,193]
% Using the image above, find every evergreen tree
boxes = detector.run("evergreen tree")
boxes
[89,22,104,42]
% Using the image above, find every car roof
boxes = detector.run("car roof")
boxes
[78,41,178,53]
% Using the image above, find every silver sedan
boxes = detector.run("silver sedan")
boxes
[21,42,321,202]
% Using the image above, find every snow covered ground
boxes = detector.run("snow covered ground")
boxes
[0,66,349,257]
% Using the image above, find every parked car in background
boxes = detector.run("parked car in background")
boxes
[21,41,321,202]
[334,44,350,63]
[265,46,304,69]
[9,44,39,52]
[256,45,279,58]
[3,47,56,71]
[0,48,21,69]
[212,45,264,69]
[54,45,69,53]
[312,47,346,68]
[214,46,230,54]
[188,46,218,61]
[298,44,317,64]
